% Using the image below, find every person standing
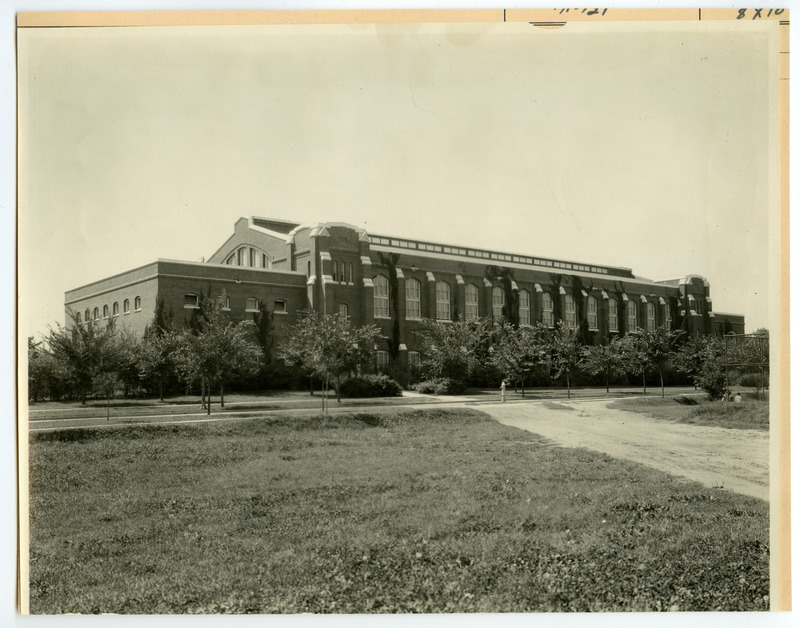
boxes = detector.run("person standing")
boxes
[501,380,507,403]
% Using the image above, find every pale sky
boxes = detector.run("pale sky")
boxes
[18,20,777,338]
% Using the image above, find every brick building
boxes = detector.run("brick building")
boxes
[65,217,745,366]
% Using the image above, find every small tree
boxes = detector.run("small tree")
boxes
[582,337,625,394]
[490,322,547,396]
[47,314,119,404]
[278,310,382,412]
[414,318,490,383]
[139,331,180,401]
[547,322,583,399]
[619,333,649,395]
[639,328,683,398]
[175,304,262,414]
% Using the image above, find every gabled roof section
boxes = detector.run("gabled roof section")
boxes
[251,216,300,235]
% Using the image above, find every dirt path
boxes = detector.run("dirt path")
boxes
[481,399,769,501]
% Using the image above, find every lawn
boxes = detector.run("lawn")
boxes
[609,395,770,431]
[28,409,769,613]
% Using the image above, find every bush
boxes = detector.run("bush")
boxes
[338,375,402,398]
[411,378,466,396]
[738,372,769,389]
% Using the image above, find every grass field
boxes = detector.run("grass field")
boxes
[28,408,769,613]
[609,396,770,431]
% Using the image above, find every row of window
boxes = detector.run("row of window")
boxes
[183,293,288,314]
[76,297,142,324]
[225,246,273,269]
[331,260,354,284]
[369,236,613,276]
[372,276,673,331]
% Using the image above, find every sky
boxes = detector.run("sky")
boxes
[17,20,777,340]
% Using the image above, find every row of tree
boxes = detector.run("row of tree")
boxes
[28,298,768,409]
[28,297,266,415]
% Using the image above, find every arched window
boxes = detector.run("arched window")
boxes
[112,302,119,317]
[608,299,618,332]
[134,296,142,312]
[338,303,349,321]
[93,307,100,321]
[102,305,109,319]
[76,311,82,324]
[565,295,577,328]
[587,296,598,330]
[123,300,130,315]
[465,284,479,322]
[436,281,450,321]
[406,278,421,319]
[627,301,638,332]
[663,303,672,330]
[542,293,554,327]
[222,295,231,310]
[84,308,90,322]
[646,302,656,332]
[374,275,389,318]
[519,289,531,326]
[237,247,247,267]
[492,287,505,319]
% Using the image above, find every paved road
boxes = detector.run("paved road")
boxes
[481,399,770,501]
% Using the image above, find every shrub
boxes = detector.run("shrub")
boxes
[411,378,466,396]
[738,372,768,389]
[338,375,402,398]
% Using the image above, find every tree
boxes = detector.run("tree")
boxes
[546,322,583,399]
[619,333,649,395]
[27,337,63,402]
[175,304,262,414]
[139,330,180,401]
[414,318,490,383]
[485,266,519,327]
[639,328,683,398]
[582,337,625,394]
[278,310,382,412]
[489,322,548,396]
[47,314,119,404]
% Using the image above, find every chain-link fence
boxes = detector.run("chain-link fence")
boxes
[723,333,769,400]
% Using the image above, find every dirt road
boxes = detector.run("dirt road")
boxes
[481,399,769,501]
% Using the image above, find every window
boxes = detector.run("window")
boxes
[519,289,531,326]
[237,247,246,266]
[112,302,119,317]
[332,262,339,282]
[406,278,421,319]
[246,298,259,312]
[123,300,130,315]
[263,254,269,269]
[664,303,672,330]
[337,303,348,321]
[226,254,234,265]
[250,248,257,268]
[609,299,618,332]
[184,294,199,309]
[564,295,577,328]
[274,300,287,314]
[587,296,598,330]
[134,296,141,311]
[76,312,82,324]
[374,275,390,318]
[627,301,638,331]
[347,262,353,284]
[408,351,421,368]
[492,287,505,319]
[646,302,656,332]
[84,308,90,322]
[93,307,100,321]
[542,293,554,327]
[307,260,311,277]
[376,350,389,372]
[102,305,109,319]
[221,295,231,310]
[465,284,479,322]
[436,281,450,321]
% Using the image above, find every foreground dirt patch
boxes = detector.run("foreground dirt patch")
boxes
[483,399,769,501]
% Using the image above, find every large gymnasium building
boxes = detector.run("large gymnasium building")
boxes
[65,217,745,367]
